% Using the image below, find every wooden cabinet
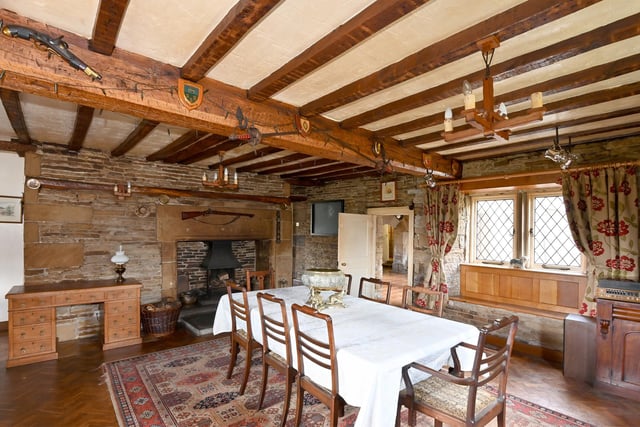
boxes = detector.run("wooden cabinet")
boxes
[5,279,142,367]
[596,299,640,401]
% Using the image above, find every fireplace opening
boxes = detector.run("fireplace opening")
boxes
[176,239,258,335]
[177,240,255,296]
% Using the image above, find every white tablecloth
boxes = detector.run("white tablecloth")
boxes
[213,286,479,427]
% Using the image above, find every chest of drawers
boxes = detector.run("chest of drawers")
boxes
[6,279,142,367]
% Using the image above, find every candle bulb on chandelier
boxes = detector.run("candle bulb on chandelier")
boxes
[530,92,543,109]
[233,170,238,185]
[223,167,228,183]
[202,172,207,182]
[463,80,475,110]
[443,108,453,132]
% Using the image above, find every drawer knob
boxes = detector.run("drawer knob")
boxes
[20,332,26,338]
[20,348,26,354]
[39,316,46,322]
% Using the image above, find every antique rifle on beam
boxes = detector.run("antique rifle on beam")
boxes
[1,20,102,80]
[181,209,254,221]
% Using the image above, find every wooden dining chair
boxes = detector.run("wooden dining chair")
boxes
[396,315,519,427]
[358,277,391,304]
[402,285,444,317]
[290,303,346,427]
[256,292,296,427]
[225,281,261,395]
[246,269,273,291]
[344,273,352,294]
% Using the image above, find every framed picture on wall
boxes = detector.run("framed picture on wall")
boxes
[311,200,344,236]
[381,181,396,202]
[0,196,22,223]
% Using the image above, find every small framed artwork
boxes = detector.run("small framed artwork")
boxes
[311,200,344,236]
[0,196,22,223]
[381,181,396,202]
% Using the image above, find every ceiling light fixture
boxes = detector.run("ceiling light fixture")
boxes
[202,151,238,191]
[544,127,578,170]
[443,35,545,143]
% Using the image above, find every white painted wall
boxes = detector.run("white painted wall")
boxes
[0,152,25,322]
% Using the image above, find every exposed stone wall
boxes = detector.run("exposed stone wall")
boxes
[23,143,289,340]
[292,174,423,279]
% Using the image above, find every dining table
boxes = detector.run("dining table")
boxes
[213,286,479,427]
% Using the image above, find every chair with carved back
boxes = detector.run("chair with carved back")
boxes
[246,269,273,291]
[358,277,391,304]
[396,315,519,427]
[225,281,262,395]
[256,292,296,427]
[344,273,352,295]
[290,303,346,427]
[402,285,444,317]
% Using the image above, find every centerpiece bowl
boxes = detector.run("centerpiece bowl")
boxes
[301,268,348,310]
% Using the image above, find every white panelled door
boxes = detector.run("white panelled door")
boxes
[338,213,375,296]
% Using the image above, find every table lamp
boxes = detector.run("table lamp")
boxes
[111,245,129,283]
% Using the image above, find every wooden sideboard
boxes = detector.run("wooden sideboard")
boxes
[5,279,142,367]
[596,298,640,401]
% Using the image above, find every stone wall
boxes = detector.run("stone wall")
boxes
[23,143,291,340]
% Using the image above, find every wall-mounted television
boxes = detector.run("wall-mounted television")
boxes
[311,200,344,236]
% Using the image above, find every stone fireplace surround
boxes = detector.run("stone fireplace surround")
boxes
[157,204,293,300]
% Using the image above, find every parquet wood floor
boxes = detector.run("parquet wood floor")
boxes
[1,325,638,426]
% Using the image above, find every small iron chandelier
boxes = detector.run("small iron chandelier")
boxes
[202,151,239,191]
[424,170,437,188]
[544,127,577,170]
[443,35,544,143]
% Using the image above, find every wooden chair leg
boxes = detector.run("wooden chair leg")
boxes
[497,410,506,427]
[294,380,304,427]
[226,340,238,379]
[239,346,253,395]
[280,368,295,427]
[330,401,339,427]
[257,359,269,409]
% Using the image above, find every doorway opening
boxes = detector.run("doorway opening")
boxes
[367,206,414,306]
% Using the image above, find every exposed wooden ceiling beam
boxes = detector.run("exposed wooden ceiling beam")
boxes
[163,133,228,163]
[89,0,130,55]
[299,0,601,116]
[0,88,30,143]
[146,130,203,161]
[279,161,356,178]
[0,8,426,176]
[180,138,241,164]
[180,0,283,82]
[111,119,159,156]
[259,158,335,175]
[247,0,432,101]
[236,153,308,173]
[343,12,640,130]
[68,105,95,151]
[214,146,282,168]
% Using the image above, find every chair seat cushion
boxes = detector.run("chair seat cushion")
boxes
[412,376,496,420]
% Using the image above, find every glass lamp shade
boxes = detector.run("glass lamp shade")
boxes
[111,246,129,264]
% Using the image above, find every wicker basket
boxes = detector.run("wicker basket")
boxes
[141,299,182,337]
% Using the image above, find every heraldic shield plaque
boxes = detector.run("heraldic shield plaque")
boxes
[178,78,204,110]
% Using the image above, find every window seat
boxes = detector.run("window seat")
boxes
[448,295,567,320]
[459,264,586,317]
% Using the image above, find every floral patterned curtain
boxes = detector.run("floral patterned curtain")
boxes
[424,184,460,298]
[562,165,639,317]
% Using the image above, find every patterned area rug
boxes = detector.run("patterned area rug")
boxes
[102,337,594,427]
